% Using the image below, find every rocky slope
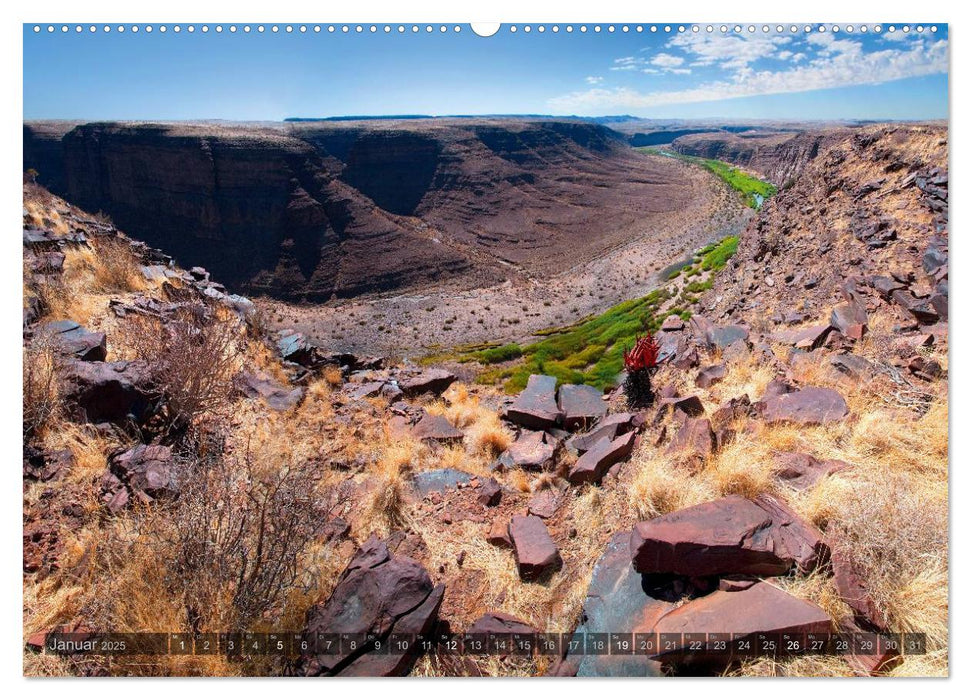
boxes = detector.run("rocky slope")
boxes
[24,119,713,301]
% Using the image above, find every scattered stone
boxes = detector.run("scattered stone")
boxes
[630,495,829,577]
[413,469,474,498]
[234,370,305,411]
[707,324,749,350]
[773,452,851,491]
[504,374,562,430]
[477,478,502,507]
[467,612,537,636]
[761,386,849,425]
[410,412,464,445]
[658,394,705,418]
[508,515,562,581]
[37,320,107,361]
[830,301,868,340]
[557,384,607,431]
[23,447,73,481]
[832,549,888,631]
[498,430,559,471]
[772,324,833,350]
[711,395,752,429]
[399,369,456,398]
[829,353,876,380]
[347,381,385,400]
[62,360,158,425]
[527,489,561,519]
[567,413,637,454]
[660,314,685,331]
[666,417,715,467]
[695,364,727,389]
[102,444,178,513]
[486,519,512,548]
[568,431,637,484]
[298,536,443,676]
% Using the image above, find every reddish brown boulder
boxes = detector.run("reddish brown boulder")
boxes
[234,370,305,411]
[102,444,179,513]
[761,387,849,425]
[399,369,456,398]
[477,477,502,507]
[298,536,443,676]
[661,314,685,331]
[666,417,715,466]
[505,374,562,430]
[711,394,752,429]
[630,495,829,577]
[651,582,832,660]
[831,301,868,340]
[568,431,637,484]
[410,412,464,444]
[37,320,107,361]
[486,519,512,548]
[498,430,559,471]
[771,324,833,350]
[557,384,607,431]
[527,489,561,519]
[567,412,637,454]
[657,394,705,418]
[62,360,158,425]
[695,363,727,389]
[508,515,561,581]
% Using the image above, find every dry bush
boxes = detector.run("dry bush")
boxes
[154,432,329,631]
[120,308,243,434]
[88,237,147,293]
[23,332,62,439]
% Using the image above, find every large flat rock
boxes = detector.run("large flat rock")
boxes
[630,495,829,577]
[508,515,561,582]
[505,374,562,430]
[557,384,607,431]
[760,386,849,425]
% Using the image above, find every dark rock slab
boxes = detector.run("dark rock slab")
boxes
[567,412,637,454]
[761,387,849,425]
[892,290,940,326]
[62,360,158,425]
[771,324,833,350]
[832,549,888,630]
[508,515,561,581]
[346,381,385,400]
[711,395,752,429]
[630,494,829,577]
[299,536,441,676]
[527,489,562,519]
[657,394,705,418]
[660,314,685,331]
[477,477,502,507]
[505,374,562,430]
[552,532,672,677]
[830,353,876,380]
[665,417,715,466]
[410,412,464,444]
[707,324,749,350]
[23,447,73,481]
[831,301,868,340]
[557,384,607,431]
[568,431,637,485]
[399,369,456,398]
[38,320,107,361]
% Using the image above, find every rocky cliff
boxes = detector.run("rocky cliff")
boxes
[24,119,705,300]
[671,129,853,186]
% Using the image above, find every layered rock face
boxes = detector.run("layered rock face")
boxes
[25,118,701,300]
[671,129,852,186]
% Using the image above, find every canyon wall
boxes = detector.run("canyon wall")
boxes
[24,119,704,300]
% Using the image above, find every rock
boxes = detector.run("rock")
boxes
[557,384,607,431]
[467,612,537,636]
[707,324,748,350]
[830,302,868,340]
[630,495,829,577]
[568,431,637,485]
[277,331,320,367]
[830,353,876,380]
[23,447,73,481]
[62,360,158,425]
[657,394,705,418]
[908,356,944,381]
[508,515,561,581]
[892,290,940,326]
[412,469,474,497]
[504,374,562,430]
[871,275,903,299]
[299,536,443,676]
[399,369,456,398]
[661,314,685,331]
[566,413,637,454]
[553,532,672,677]
[771,324,833,350]
[773,452,851,491]
[695,364,727,389]
[832,549,888,630]
[37,320,107,361]
[761,387,849,425]
[711,395,752,429]
[103,444,178,512]
[498,430,559,471]
[234,370,305,411]
[527,489,561,519]
[486,519,512,548]
[651,583,832,662]
[346,381,385,400]
[665,417,715,466]
[477,478,502,507]
[410,413,464,445]
[762,378,794,400]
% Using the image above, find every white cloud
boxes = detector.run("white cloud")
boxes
[669,31,791,70]
[551,37,948,113]
[585,76,603,85]
[650,52,684,68]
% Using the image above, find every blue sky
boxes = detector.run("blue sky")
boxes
[23,24,949,121]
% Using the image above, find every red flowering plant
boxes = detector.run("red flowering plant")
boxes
[623,332,661,408]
